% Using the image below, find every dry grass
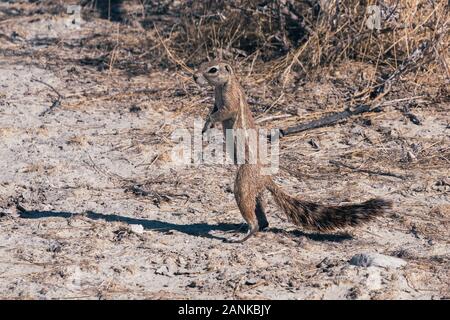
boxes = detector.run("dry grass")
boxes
[142,0,449,85]
[41,1,445,89]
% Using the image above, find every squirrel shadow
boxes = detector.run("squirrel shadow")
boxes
[17,209,236,241]
[17,209,352,243]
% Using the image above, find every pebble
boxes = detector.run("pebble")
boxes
[129,224,144,234]
[48,241,62,253]
[155,265,170,276]
[349,253,407,269]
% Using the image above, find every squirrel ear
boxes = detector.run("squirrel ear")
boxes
[224,64,233,73]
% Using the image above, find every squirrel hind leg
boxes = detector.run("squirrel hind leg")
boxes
[231,186,260,243]
[225,224,259,243]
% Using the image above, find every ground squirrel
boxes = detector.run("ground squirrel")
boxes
[194,60,392,243]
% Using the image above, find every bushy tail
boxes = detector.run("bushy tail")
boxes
[266,180,392,231]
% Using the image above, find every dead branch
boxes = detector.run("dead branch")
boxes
[279,104,376,137]
[31,78,64,116]
[31,78,63,99]
[39,100,61,117]
[278,38,437,137]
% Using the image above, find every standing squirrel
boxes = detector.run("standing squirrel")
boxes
[194,60,392,243]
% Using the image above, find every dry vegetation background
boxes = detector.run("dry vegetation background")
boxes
[0,0,448,299]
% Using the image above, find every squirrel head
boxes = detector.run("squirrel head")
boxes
[193,60,234,87]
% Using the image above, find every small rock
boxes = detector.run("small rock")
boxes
[129,224,144,235]
[405,112,421,125]
[349,253,407,269]
[245,278,257,285]
[346,286,361,300]
[177,256,186,266]
[174,89,187,97]
[155,265,170,276]
[411,143,421,153]
[48,241,62,253]
[308,139,320,150]
[406,150,417,162]
[39,288,48,295]
[129,105,141,113]
[187,281,197,288]
[392,248,414,259]
[216,273,225,280]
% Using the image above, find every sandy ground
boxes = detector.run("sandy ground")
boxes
[0,3,449,299]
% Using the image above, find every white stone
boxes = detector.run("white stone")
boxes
[130,224,144,234]
[155,265,169,276]
[349,253,407,269]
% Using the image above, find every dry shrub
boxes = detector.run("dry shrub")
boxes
[145,0,448,86]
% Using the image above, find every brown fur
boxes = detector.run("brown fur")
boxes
[194,60,392,243]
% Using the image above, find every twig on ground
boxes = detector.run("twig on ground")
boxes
[31,78,64,116]
[255,114,292,124]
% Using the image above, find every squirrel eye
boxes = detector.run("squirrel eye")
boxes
[208,67,218,74]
